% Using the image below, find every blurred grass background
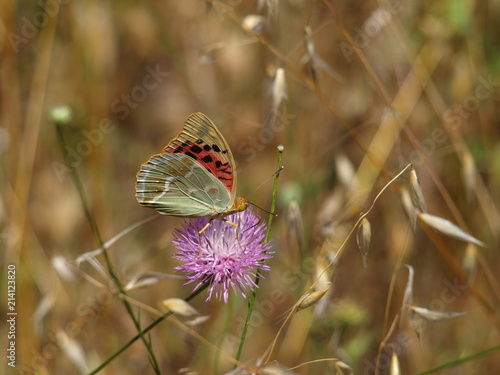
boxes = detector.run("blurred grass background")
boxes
[1,0,500,374]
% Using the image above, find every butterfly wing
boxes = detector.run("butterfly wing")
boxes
[162,113,237,202]
[136,153,232,217]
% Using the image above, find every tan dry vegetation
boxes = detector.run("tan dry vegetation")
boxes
[1,0,500,374]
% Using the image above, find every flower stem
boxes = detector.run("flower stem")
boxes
[265,146,283,243]
[53,115,161,374]
[87,284,208,375]
[234,145,283,367]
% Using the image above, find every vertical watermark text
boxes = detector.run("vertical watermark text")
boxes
[6,264,17,368]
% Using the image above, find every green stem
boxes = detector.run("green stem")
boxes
[234,145,283,367]
[412,344,500,375]
[54,119,161,374]
[88,284,208,375]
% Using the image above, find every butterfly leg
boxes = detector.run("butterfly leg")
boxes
[224,219,238,228]
[198,220,212,235]
[197,219,241,253]
[197,219,214,256]
[222,219,246,252]
[199,218,237,234]
[235,226,245,252]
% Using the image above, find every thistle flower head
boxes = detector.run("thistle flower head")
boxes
[172,209,273,303]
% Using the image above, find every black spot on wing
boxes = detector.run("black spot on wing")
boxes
[190,144,203,153]
[215,160,231,172]
[185,151,197,160]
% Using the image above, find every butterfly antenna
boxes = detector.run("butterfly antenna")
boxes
[250,202,278,218]
[246,166,283,217]
[247,166,284,199]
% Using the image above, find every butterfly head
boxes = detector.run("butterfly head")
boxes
[232,196,250,213]
[224,197,250,216]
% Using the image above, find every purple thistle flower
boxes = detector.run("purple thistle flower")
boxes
[172,209,273,303]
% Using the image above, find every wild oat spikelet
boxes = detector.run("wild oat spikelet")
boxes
[356,217,371,267]
[160,298,200,317]
[462,243,478,285]
[409,168,427,213]
[286,200,303,259]
[390,352,401,375]
[418,212,485,247]
[272,67,287,110]
[400,187,417,229]
[461,150,476,203]
[296,283,332,312]
[242,15,266,35]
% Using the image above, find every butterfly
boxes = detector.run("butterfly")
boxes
[135,112,250,221]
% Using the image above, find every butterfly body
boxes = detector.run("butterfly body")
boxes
[136,113,249,219]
